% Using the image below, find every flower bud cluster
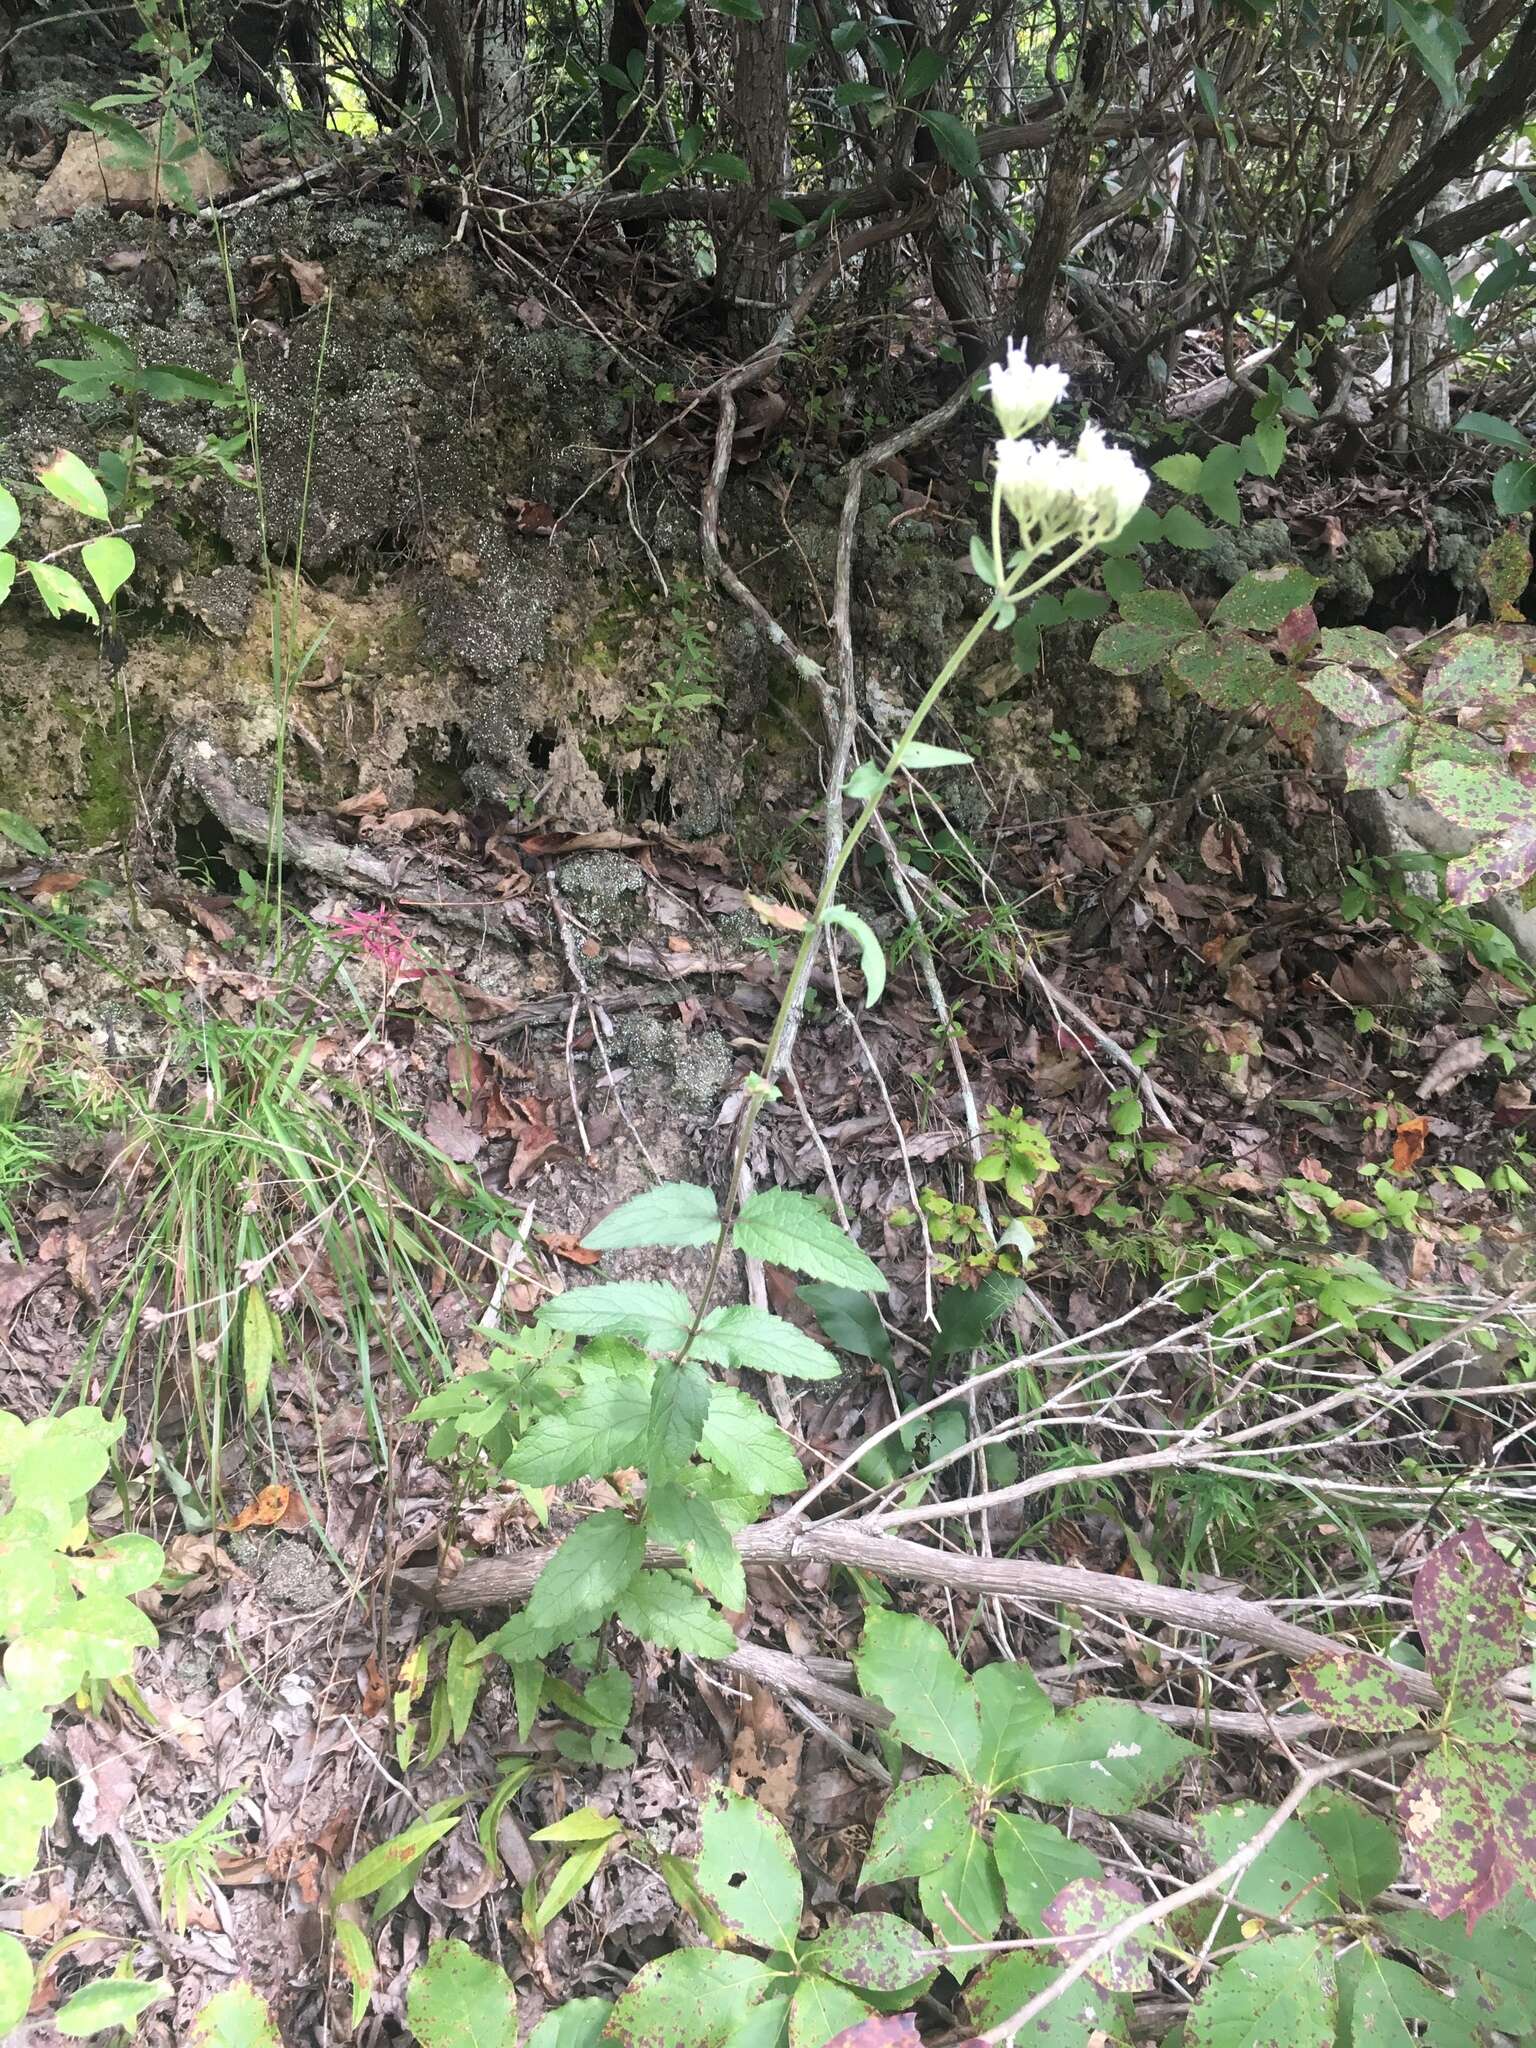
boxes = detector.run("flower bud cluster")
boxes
[986,342,1148,546]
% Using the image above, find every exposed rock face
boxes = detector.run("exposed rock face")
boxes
[33,121,233,220]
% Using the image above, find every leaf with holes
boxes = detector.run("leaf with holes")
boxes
[694,1788,803,1951]
[1290,1649,1424,1732]
[1042,1874,1150,1993]
[859,1772,971,1886]
[1211,565,1321,631]
[854,1608,980,1780]
[693,1305,840,1381]
[607,1947,778,2048]
[1192,1803,1339,1924]
[1423,634,1528,718]
[799,1915,931,1993]
[1012,1698,1194,1814]
[1397,1740,1536,1925]
[1299,1791,1400,1906]
[583,1182,721,1251]
[972,1663,1054,1795]
[1169,631,1277,713]
[992,1814,1102,1933]
[1412,1521,1525,1717]
[917,1826,1002,1976]
[1184,1930,1336,2047]
[1299,663,1402,728]
[733,1191,887,1292]
[1345,722,1414,791]
[526,1510,643,1641]
[1335,1945,1481,2048]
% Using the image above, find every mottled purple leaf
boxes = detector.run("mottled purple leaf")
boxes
[1423,633,1527,718]
[1120,588,1203,633]
[1171,632,1278,712]
[1300,662,1402,728]
[1398,1742,1533,1927]
[1277,604,1320,658]
[1411,754,1536,834]
[1211,564,1322,630]
[1345,722,1414,791]
[1504,696,1536,757]
[1317,626,1410,676]
[1412,1522,1525,1715]
[1042,1875,1150,1993]
[1092,620,1197,676]
[822,2016,920,2048]
[1291,1650,1423,1732]
[800,1915,932,1994]
[1477,528,1532,622]
[1445,825,1536,905]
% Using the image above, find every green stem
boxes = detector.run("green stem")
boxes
[677,533,1097,1356]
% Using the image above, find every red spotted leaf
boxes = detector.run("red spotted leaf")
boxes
[1292,1649,1424,1732]
[1210,564,1321,630]
[1505,696,1536,757]
[1409,757,1536,903]
[1423,633,1527,718]
[1041,1875,1149,1993]
[1317,626,1410,676]
[823,2017,921,2048]
[1412,1521,1525,1715]
[1277,603,1320,659]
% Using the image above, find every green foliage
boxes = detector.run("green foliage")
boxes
[0,449,140,631]
[186,1983,284,2047]
[0,1406,162,1904]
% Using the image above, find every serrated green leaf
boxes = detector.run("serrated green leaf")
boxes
[1163,503,1217,549]
[733,1190,886,1291]
[538,1280,694,1349]
[1152,453,1203,491]
[700,1385,805,1496]
[528,1997,614,2048]
[526,1511,643,1642]
[917,1828,1002,1978]
[855,1608,980,1779]
[694,1305,840,1381]
[646,1358,711,1478]
[859,1772,971,1886]
[645,1484,745,1607]
[796,1284,891,1364]
[616,1569,737,1655]
[582,1183,721,1252]
[405,1939,517,2047]
[1299,1790,1400,1906]
[502,1376,651,1485]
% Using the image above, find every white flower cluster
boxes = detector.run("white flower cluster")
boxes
[986,344,1148,547]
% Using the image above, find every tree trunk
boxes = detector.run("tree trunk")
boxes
[728,0,793,347]
[477,0,529,184]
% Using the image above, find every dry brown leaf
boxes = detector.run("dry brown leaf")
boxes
[745,893,809,933]
[281,250,329,304]
[221,1484,292,1532]
[337,788,389,818]
[539,1230,600,1267]
[65,1724,136,1846]
[728,1685,802,1823]
[1391,1115,1428,1174]
[1418,1037,1489,1101]
[425,1097,483,1164]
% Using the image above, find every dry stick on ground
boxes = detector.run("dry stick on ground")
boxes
[407,1514,1490,1717]
[978,1736,1432,2042]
